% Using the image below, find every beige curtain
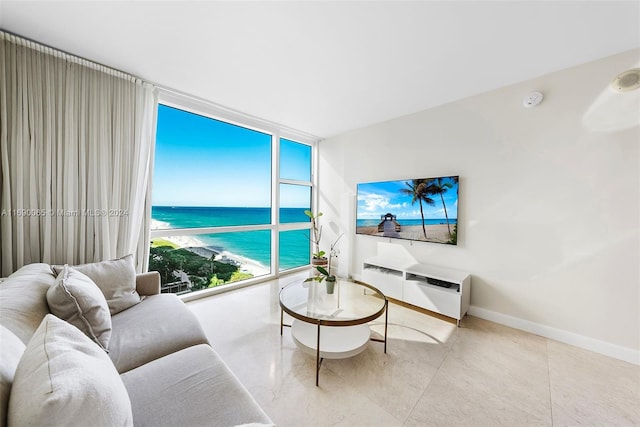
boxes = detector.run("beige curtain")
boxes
[0,32,157,276]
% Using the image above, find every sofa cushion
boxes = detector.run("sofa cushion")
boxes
[121,344,273,427]
[0,263,55,344]
[108,294,209,373]
[0,326,25,427]
[7,314,133,427]
[53,254,141,315]
[46,265,112,351]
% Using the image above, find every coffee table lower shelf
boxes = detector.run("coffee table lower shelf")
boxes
[291,320,371,359]
[279,279,388,386]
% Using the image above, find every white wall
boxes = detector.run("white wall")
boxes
[317,49,640,363]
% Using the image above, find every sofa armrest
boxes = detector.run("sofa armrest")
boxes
[136,271,161,296]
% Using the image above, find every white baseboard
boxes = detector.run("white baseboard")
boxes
[468,305,640,366]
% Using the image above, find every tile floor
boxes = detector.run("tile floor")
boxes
[187,273,640,426]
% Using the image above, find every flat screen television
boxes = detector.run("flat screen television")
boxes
[356,176,458,245]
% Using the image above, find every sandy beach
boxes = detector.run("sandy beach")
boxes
[218,250,270,277]
[151,219,172,230]
[155,233,270,277]
[357,223,455,244]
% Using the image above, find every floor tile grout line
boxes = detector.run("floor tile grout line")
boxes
[307,313,409,426]
[189,282,640,426]
[546,339,555,427]
[317,307,460,426]
[401,322,462,426]
[322,359,406,427]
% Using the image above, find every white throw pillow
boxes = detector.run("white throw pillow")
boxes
[47,265,112,351]
[52,254,141,314]
[7,314,133,427]
[0,325,25,427]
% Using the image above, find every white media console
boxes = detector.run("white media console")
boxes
[361,256,471,326]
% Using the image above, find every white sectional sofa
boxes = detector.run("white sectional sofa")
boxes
[0,259,273,427]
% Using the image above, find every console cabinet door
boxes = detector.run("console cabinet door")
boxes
[362,269,403,300]
[403,280,461,319]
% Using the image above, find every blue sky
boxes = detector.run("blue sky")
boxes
[153,105,311,207]
[357,177,458,220]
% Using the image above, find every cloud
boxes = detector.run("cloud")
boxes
[397,210,420,219]
[357,192,402,217]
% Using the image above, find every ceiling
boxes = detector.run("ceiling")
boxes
[1,1,639,138]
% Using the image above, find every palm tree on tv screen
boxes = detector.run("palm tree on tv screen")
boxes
[400,179,434,238]
[426,177,453,238]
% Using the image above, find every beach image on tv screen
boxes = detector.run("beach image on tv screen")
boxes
[356,176,458,245]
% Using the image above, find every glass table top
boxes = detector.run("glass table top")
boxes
[279,278,387,326]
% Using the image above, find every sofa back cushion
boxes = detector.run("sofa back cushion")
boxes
[0,263,55,344]
[0,326,24,427]
[0,263,55,427]
[52,254,141,315]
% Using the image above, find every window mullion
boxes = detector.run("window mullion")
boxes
[272,131,280,275]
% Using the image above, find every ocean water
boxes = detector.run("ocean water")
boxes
[356,218,457,227]
[152,206,310,270]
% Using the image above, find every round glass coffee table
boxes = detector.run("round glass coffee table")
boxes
[279,278,388,386]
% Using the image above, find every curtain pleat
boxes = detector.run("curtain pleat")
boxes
[0,31,157,276]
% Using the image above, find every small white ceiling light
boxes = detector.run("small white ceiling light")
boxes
[523,91,544,108]
[610,68,640,93]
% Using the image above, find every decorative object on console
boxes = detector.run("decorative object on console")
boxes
[356,176,458,245]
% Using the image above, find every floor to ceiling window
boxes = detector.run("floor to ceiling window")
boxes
[149,101,315,295]
[279,138,313,271]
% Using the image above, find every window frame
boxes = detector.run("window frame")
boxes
[150,89,319,300]
[277,139,314,272]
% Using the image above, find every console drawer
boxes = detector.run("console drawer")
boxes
[404,280,461,319]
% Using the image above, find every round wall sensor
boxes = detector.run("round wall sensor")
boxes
[610,68,640,93]
[523,91,544,108]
